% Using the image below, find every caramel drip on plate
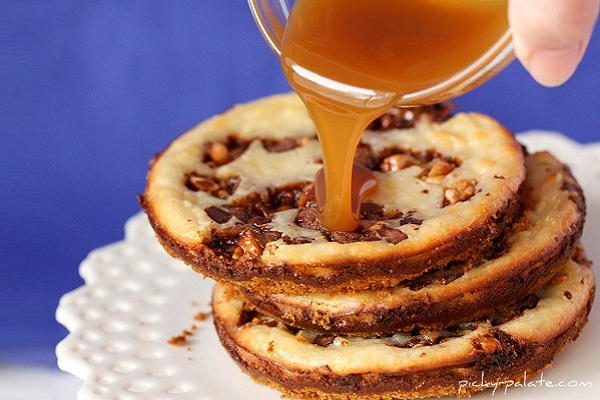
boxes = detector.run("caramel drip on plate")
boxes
[281,0,508,231]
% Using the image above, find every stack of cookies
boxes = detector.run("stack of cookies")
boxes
[140,93,594,399]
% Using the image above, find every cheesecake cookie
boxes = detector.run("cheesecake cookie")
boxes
[141,93,525,293]
[239,151,586,334]
[212,249,594,400]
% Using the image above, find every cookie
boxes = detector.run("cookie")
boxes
[212,249,594,400]
[140,93,525,294]
[238,151,586,334]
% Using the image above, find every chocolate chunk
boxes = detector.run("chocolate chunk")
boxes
[327,230,373,244]
[313,333,336,347]
[399,215,424,226]
[226,193,269,223]
[360,202,384,220]
[295,207,322,230]
[374,225,408,244]
[354,143,376,169]
[262,137,304,153]
[282,235,315,245]
[205,206,233,224]
[238,308,256,326]
[368,102,455,131]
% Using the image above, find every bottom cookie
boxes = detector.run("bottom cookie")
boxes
[212,249,594,400]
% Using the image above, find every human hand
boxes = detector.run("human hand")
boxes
[509,0,599,86]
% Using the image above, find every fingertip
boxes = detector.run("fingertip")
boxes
[518,43,585,87]
[508,0,599,86]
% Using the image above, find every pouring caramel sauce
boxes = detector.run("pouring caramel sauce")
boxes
[280,0,508,231]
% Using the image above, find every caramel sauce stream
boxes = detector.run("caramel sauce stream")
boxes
[281,0,508,231]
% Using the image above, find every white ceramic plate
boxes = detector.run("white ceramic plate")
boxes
[56,132,600,400]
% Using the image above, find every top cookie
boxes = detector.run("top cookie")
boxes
[141,93,525,293]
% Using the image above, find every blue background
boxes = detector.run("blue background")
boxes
[2,1,599,368]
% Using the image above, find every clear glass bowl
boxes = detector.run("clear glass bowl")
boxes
[247,0,514,106]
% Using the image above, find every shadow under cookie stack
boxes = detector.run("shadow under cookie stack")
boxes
[141,93,595,400]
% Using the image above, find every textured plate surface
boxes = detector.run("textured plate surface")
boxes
[56,132,599,399]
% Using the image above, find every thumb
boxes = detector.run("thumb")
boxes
[509,0,599,87]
